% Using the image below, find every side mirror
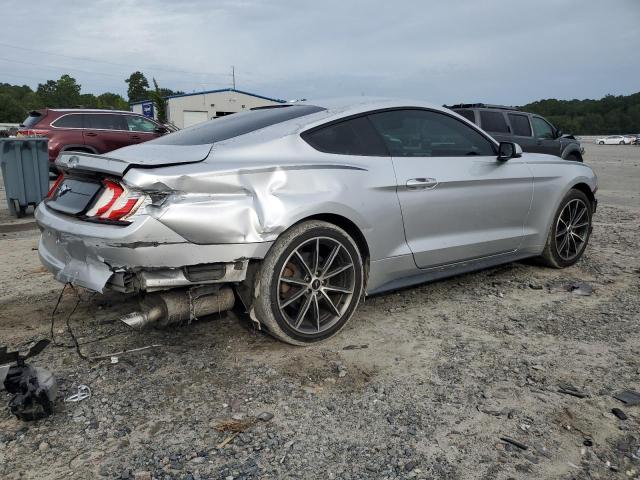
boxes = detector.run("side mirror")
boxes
[154,126,169,134]
[497,142,523,161]
[555,129,563,138]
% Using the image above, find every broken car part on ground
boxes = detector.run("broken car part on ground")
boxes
[0,340,56,421]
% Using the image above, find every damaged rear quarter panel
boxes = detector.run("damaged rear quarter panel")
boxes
[123,134,405,260]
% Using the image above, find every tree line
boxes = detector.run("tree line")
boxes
[522,92,640,135]
[1,73,639,134]
[0,72,182,124]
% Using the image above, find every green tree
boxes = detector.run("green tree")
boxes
[149,78,168,123]
[96,92,129,110]
[125,71,149,103]
[36,75,81,107]
[0,93,26,122]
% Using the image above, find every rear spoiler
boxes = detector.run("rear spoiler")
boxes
[56,152,131,176]
[56,143,214,177]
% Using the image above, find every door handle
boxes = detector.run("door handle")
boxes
[406,178,438,190]
[130,135,141,140]
[85,132,97,137]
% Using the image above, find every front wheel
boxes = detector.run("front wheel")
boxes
[253,220,364,345]
[540,189,592,268]
[598,141,604,145]
[619,141,625,145]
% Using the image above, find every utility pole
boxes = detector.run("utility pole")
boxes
[232,66,236,90]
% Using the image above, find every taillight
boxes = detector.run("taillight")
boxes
[86,179,145,222]
[16,129,49,137]
[47,174,64,198]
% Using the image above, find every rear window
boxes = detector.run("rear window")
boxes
[455,109,476,124]
[302,116,388,156]
[21,111,44,128]
[153,105,326,145]
[52,114,83,128]
[479,111,509,133]
[507,113,532,137]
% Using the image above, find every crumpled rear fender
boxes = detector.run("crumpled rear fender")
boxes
[125,163,372,245]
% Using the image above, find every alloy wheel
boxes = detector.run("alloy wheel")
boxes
[555,198,590,261]
[277,236,356,335]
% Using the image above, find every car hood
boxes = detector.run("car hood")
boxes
[56,143,213,176]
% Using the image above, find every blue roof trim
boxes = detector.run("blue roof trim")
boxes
[129,88,285,107]
[164,88,285,103]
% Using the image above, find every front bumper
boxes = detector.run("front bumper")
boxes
[35,203,273,293]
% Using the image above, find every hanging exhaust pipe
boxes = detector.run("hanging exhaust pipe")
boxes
[121,285,235,329]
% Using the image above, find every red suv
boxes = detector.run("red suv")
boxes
[18,109,170,169]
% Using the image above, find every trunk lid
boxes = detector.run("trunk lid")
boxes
[48,144,212,219]
[56,143,213,176]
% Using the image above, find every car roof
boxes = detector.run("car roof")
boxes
[444,103,520,111]
[47,109,138,114]
[298,97,460,125]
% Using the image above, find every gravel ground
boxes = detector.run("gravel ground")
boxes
[0,144,639,480]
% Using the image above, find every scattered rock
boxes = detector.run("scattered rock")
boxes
[257,411,274,422]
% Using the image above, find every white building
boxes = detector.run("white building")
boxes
[130,88,284,129]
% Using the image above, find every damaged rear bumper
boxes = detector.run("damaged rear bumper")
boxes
[35,203,272,293]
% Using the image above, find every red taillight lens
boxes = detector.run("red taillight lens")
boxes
[47,174,64,198]
[17,129,49,138]
[106,198,140,220]
[86,179,144,222]
[94,180,124,216]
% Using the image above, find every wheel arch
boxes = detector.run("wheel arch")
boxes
[571,182,595,207]
[60,145,98,154]
[561,145,583,162]
[295,213,371,269]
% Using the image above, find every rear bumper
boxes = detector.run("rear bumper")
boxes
[35,203,272,293]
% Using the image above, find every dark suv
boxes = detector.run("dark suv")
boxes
[446,104,584,162]
[18,109,170,169]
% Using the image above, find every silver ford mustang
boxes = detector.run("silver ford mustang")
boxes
[36,99,597,345]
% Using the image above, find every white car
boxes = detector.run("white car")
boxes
[595,135,630,145]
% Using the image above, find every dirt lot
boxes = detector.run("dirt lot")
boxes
[0,144,639,480]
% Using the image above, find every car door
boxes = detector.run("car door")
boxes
[530,116,561,156]
[125,115,163,145]
[83,113,131,153]
[368,109,533,269]
[49,113,85,155]
[506,113,536,152]
[478,109,512,144]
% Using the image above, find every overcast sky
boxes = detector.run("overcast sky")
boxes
[1,0,638,105]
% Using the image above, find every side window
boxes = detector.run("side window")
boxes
[52,114,83,128]
[126,115,157,132]
[455,109,476,124]
[368,109,496,158]
[302,116,388,156]
[479,111,509,133]
[531,117,554,139]
[507,114,532,137]
[85,114,127,131]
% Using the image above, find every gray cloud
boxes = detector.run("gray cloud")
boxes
[1,0,638,104]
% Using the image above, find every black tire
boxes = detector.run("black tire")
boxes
[619,141,624,145]
[598,141,604,145]
[540,189,592,268]
[253,220,364,345]
[565,153,582,162]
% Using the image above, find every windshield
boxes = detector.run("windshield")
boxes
[151,105,326,146]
